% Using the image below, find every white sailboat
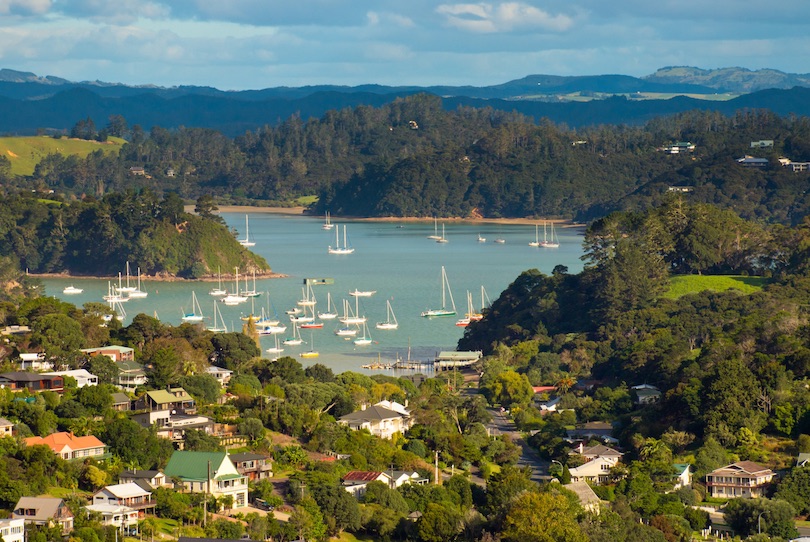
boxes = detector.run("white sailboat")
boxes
[265,334,284,355]
[181,291,205,323]
[318,292,338,320]
[477,233,486,243]
[539,221,560,248]
[127,267,148,299]
[283,322,304,346]
[436,223,449,244]
[207,300,228,333]
[209,266,227,297]
[222,267,248,305]
[240,270,261,298]
[116,262,138,293]
[528,224,541,247]
[339,297,367,325]
[354,322,373,345]
[421,266,456,317]
[322,211,334,230]
[427,218,441,240]
[456,291,479,327]
[103,281,128,303]
[334,324,359,337]
[349,289,376,297]
[297,283,317,306]
[239,215,256,247]
[376,299,399,330]
[328,225,355,254]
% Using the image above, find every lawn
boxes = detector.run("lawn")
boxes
[0,136,126,176]
[663,275,767,299]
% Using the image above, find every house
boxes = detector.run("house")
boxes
[705,461,776,498]
[374,400,410,417]
[389,470,429,488]
[338,404,413,439]
[673,463,692,489]
[0,417,13,437]
[164,451,248,509]
[433,351,482,369]
[119,469,168,490]
[750,140,774,148]
[737,155,769,168]
[539,396,562,412]
[206,366,233,386]
[566,421,618,444]
[24,431,107,460]
[631,384,661,405]
[341,471,392,498]
[779,158,810,172]
[135,388,195,413]
[81,345,135,362]
[12,497,74,534]
[18,353,53,371]
[132,409,214,444]
[568,456,616,485]
[0,518,24,542]
[84,504,138,531]
[228,452,273,481]
[662,141,696,154]
[117,362,148,391]
[129,167,146,176]
[43,369,98,388]
[0,372,64,393]
[111,392,131,411]
[574,444,623,467]
[564,481,600,514]
[92,483,155,513]
[667,186,693,193]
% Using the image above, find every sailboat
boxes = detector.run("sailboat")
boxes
[318,292,338,319]
[349,289,376,297]
[283,322,304,346]
[456,291,480,327]
[103,281,128,303]
[354,321,373,345]
[427,219,441,240]
[127,267,148,299]
[528,224,541,247]
[339,297,367,325]
[265,334,284,355]
[328,225,355,254]
[436,223,449,244]
[240,270,261,298]
[207,300,228,333]
[421,266,456,317]
[539,221,560,248]
[222,267,248,305]
[116,262,137,293]
[297,284,317,306]
[301,333,319,358]
[473,286,490,322]
[322,211,334,230]
[376,299,399,330]
[181,291,205,323]
[239,215,256,247]
[209,266,227,297]
[477,233,486,243]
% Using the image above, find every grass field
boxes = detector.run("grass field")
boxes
[663,275,767,299]
[0,136,126,176]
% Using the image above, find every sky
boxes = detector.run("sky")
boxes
[0,0,808,90]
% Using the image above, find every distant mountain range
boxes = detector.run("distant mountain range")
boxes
[1,66,809,136]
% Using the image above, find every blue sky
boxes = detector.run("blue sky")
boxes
[1,0,808,90]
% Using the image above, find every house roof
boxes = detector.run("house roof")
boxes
[97,482,151,498]
[579,445,622,458]
[374,400,410,416]
[564,481,600,507]
[111,393,130,405]
[117,362,145,373]
[711,461,773,476]
[0,417,12,427]
[120,470,163,480]
[13,497,69,521]
[342,471,389,482]
[164,451,229,481]
[532,386,557,394]
[146,388,193,404]
[25,432,105,453]
[81,345,134,354]
[339,405,404,422]
[0,371,62,382]
[673,464,691,476]
[229,452,268,463]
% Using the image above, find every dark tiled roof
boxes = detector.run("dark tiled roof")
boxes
[339,405,403,422]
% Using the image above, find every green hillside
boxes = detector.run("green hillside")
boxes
[0,136,125,176]
[663,274,767,299]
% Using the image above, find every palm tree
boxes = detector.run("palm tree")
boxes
[555,374,575,395]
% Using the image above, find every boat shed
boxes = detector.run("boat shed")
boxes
[434,351,482,369]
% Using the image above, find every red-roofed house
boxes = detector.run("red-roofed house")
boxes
[24,432,107,460]
[705,461,776,498]
[532,386,557,394]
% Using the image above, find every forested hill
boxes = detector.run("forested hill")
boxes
[0,192,269,278]
[458,200,810,450]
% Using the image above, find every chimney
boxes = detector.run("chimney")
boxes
[579,442,584,454]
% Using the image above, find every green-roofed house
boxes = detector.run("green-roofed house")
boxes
[164,451,248,509]
[136,388,195,414]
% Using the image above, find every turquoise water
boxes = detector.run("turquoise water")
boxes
[42,213,585,374]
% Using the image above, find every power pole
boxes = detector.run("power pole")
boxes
[204,460,210,527]
[434,450,440,485]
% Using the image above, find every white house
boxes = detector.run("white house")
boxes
[205,366,233,386]
[92,483,154,512]
[338,404,413,439]
[0,518,24,542]
[43,369,98,388]
[569,456,616,485]
[673,464,692,489]
[84,504,139,530]
[164,451,248,509]
[18,353,53,371]
[631,384,661,405]
[341,471,392,498]
[0,417,13,437]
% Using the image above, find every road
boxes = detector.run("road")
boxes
[487,407,551,484]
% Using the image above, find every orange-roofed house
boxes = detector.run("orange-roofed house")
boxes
[24,432,107,460]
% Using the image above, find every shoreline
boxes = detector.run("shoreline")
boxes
[213,205,584,228]
[28,271,288,282]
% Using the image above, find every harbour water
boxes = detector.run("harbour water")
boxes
[42,213,585,374]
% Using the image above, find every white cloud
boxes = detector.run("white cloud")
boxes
[436,2,574,33]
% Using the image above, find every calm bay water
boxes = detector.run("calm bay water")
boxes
[43,213,585,374]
